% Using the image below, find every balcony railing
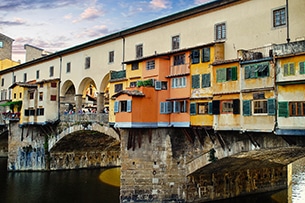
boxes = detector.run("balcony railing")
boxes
[169,63,190,76]
[273,40,305,56]
[110,70,126,80]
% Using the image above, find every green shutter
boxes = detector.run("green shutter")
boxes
[202,47,210,62]
[231,66,237,81]
[250,65,257,78]
[192,74,200,88]
[245,66,251,79]
[216,68,226,82]
[299,62,305,74]
[267,98,276,115]
[278,101,289,117]
[190,103,196,115]
[191,49,200,64]
[208,102,213,114]
[284,64,288,76]
[289,63,295,75]
[243,100,251,116]
[202,73,210,88]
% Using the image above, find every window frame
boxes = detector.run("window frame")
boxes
[215,22,226,40]
[172,35,180,50]
[289,101,305,117]
[173,54,185,66]
[66,62,71,73]
[273,7,286,28]
[109,51,114,63]
[49,66,54,77]
[146,60,155,70]
[136,44,143,58]
[172,77,186,88]
[85,57,91,69]
[114,83,123,93]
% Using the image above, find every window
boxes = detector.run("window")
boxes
[202,47,210,62]
[13,76,16,83]
[114,83,123,93]
[24,73,27,82]
[49,66,54,77]
[201,73,210,88]
[114,100,132,113]
[29,109,35,116]
[50,95,57,101]
[146,60,155,70]
[130,82,137,87]
[253,100,267,114]
[19,92,22,98]
[299,62,305,74]
[191,49,200,64]
[215,23,226,40]
[14,93,16,99]
[36,70,39,79]
[37,108,44,116]
[85,57,91,69]
[39,92,43,101]
[51,82,57,88]
[131,62,139,70]
[172,77,186,88]
[221,101,233,113]
[29,92,34,100]
[39,83,43,88]
[66,62,71,73]
[198,102,209,114]
[0,41,3,48]
[244,98,275,116]
[109,51,114,63]
[1,90,7,101]
[173,100,187,113]
[289,102,305,117]
[173,54,185,66]
[1,78,4,86]
[283,63,295,76]
[273,7,286,27]
[172,35,180,50]
[216,67,237,82]
[192,74,200,88]
[160,101,172,114]
[245,63,269,79]
[136,44,143,58]
[155,81,168,90]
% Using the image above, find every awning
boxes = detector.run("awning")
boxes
[0,101,22,106]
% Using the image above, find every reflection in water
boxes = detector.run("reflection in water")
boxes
[99,167,121,187]
[0,158,119,203]
[292,172,305,203]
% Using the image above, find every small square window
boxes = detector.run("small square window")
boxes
[215,23,226,40]
[49,66,54,77]
[50,95,57,101]
[172,35,180,50]
[51,82,57,88]
[109,51,114,63]
[273,7,286,27]
[66,62,71,73]
[136,44,143,58]
[85,57,91,69]
[29,92,34,100]
[114,84,123,93]
[131,62,139,70]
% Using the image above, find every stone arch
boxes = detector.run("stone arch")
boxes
[48,123,120,151]
[60,80,76,112]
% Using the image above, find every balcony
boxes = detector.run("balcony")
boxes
[110,70,126,81]
[60,112,109,124]
[273,40,305,56]
[1,112,20,121]
[169,63,190,77]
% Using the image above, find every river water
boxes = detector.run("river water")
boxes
[1,157,305,203]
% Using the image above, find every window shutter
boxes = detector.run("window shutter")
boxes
[191,49,200,64]
[250,65,256,78]
[267,98,276,115]
[114,101,119,113]
[192,74,200,88]
[208,102,213,114]
[173,101,180,113]
[202,47,210,62]
[242,100,251,116]
[166,101,172,113]
[212,100,220,114]
[299,62,305,74]
[160,102,165,114]
[233,99,240,114]
[202,73,210,88]
[127,100,132,112]
[278,101,288,117]
[289,63,295,75]
[183,100,187,112]
[284,64,288,76]
[216,68,226,82]
[245,66,251,79]
[155,81,162,90]
[231,66,237,81]
[190,103,196,115]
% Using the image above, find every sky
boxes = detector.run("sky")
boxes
[0,0,213,62]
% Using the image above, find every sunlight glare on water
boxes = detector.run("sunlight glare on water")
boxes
[99,167,121,187]
[292,172,305,203]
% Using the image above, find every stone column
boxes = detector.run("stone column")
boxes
[75,94,83,113]
[97,92,105,113]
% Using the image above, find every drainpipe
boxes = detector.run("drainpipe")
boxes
[286,0,290,43]
[121,33,125,70]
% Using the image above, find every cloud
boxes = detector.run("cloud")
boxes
[149,0,171,10]
[73,6,104,23]
[77,25,110,38]
[0,0,80,10]
[0,17,26,26]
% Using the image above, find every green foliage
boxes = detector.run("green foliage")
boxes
[137,79,154,87]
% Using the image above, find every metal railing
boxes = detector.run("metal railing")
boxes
[60,112,109,124]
